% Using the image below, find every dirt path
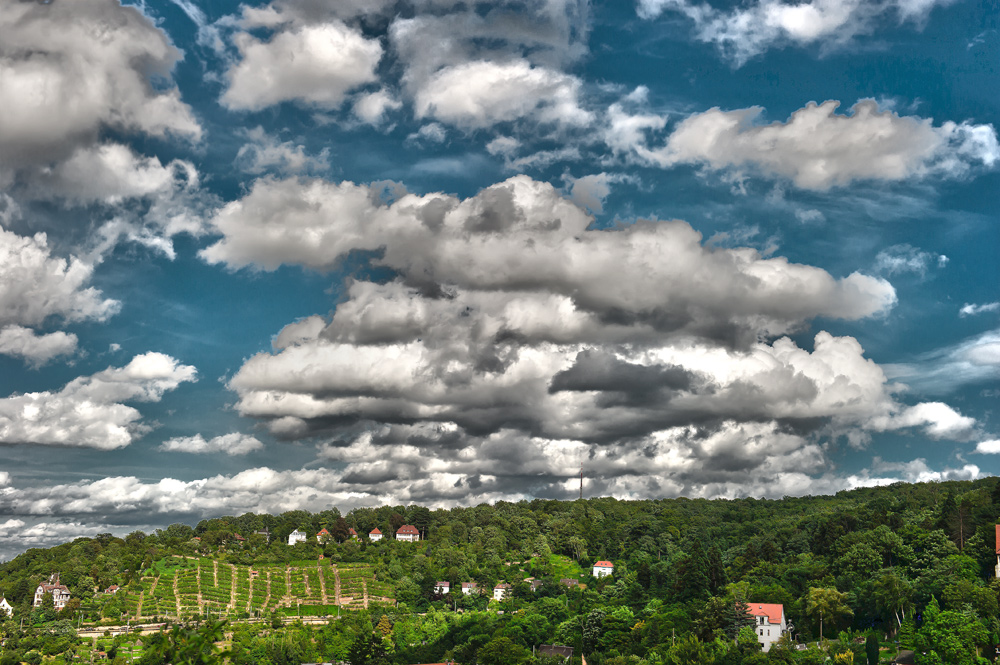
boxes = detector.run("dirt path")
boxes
[333,566,341,606]
[284,566,292,607]
[303,569,311,597]
[173,573,181,617]
[213,560,219,587]
[196,562,204,611]
[247,571,255,612]
[229,564,237,611]
[362,580,368,609]
[318,564,328,604]
[262,572,272,611]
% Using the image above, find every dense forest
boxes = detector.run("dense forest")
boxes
[1,477,999,665]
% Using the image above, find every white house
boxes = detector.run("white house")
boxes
[461,582,478,595]
[396,524,420,542]
[0,597,13,617]
[493,583,512,601]
[288,529,307,546]
[592,561,614,578]
[748,603,787,652]
[33,574,70,610]
[369,528,383,542]
[435,581,450,594]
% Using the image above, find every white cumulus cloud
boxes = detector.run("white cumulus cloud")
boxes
[222,14,382,111]
[637,0,958,65]
[631,100,997,190]
[159,433,264,456]
[0,0,200,175]
[0,353,197,449]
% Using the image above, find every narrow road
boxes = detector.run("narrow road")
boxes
[333,566,341,606]
[172,573,181,617]
[284,565,292,607]
[229,564,237,611]
[196,562,204,611]
[318,564,328,604]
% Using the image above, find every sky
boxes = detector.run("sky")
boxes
[0,0,998,560]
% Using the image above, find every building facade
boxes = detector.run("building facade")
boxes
[592,561,614,577]
[396,524,420,542]
[287,529,307,546]
[370,528,383,542]
[748,603,787,652]
[33,574,71,610]
[493,583,512,601]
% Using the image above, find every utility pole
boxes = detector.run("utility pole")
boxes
[579,464,583,500]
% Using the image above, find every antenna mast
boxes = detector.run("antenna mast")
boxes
[579,463,583,500]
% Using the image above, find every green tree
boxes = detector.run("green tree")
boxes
[865,633,880,665]
[915,596,988,665]
[806,587,853,640]
[139,620,230,665]
[477,637,529,665]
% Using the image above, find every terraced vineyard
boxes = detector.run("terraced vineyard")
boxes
[131,557,392,620]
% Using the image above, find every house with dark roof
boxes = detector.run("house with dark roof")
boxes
[493,583,512,601]
[396,524,420,542]
[434,581,450,594]
[33,574,71,610]
[461,582,479,595]
[539,645,573,660]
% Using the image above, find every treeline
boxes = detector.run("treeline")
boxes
[1,477,999,665]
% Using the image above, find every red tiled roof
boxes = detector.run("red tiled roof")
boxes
[396,524,419,535]
[349,528,358,535]
[748,603,784,625]
[370,528,382,534]
[317,528,330,535]
[594,561,613,567]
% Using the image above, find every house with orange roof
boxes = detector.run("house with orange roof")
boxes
[592,561,614,578]
[396,524,420,542]
[317,528,331,543]
[747,603,787,652]
[369,528,383,542]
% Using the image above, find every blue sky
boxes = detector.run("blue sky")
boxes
[0,0,997,559]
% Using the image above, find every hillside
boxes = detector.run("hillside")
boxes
[1,477,999,665]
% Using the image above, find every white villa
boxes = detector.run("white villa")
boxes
[461,582,479,595]
[288,529,307,546]
[33,574,70,610]
[0,597,13,617]
[748,603,787,652]
[396,524,420,542]
[369,528,383,542]
[435,581,450,594]
[493,583,512,601]
[592,561,614,578]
